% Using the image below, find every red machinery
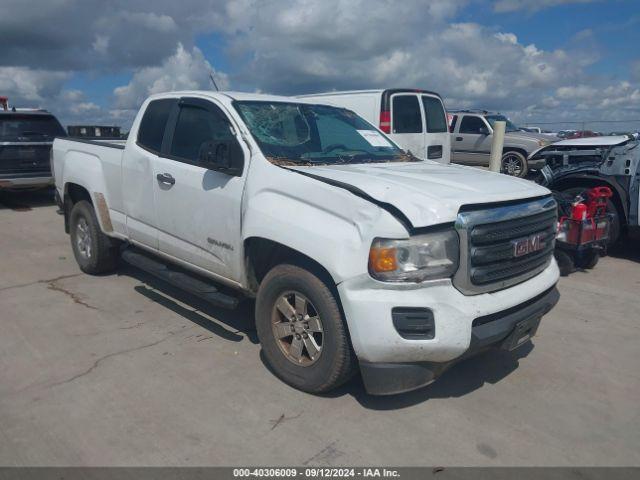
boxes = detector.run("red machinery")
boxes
[554,186,612,275]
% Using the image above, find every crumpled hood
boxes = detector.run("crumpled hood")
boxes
[290,161,550,227]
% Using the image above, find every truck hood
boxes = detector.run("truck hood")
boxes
[551,135,629,147]
[289,161,550,228]
[506,131,555,144]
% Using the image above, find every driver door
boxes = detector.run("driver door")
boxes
[151,97,247,282]
[454,115,492,165]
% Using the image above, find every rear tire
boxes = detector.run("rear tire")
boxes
[501,151,528,178]
[69,200,119,274]
[255,264,356,394]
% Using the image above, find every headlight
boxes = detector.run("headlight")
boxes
[368,229,459,282]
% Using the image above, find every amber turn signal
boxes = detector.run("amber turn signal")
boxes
[369,246,398,273]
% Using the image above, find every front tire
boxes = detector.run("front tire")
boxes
[501,151,528,178]
[255,264,356,393]
[69,200,119,274]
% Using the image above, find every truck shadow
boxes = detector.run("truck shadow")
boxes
[607,242,640,263]
[116,263,259,344]
[0,188,56,211]
[117,260,533,408]
[321,343,534,410]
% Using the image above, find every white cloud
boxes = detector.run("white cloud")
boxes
[113,43,229,110]
[0,67,69,103]
[92,35,109,55]
[0,0,637,132]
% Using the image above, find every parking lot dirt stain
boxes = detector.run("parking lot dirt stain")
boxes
[302,441,345,466]
[45,332,178,389]
[0,273,82,293]
[269,412,301,431]
[47,278,98,310]
[476,443,498,459]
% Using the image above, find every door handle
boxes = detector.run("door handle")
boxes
[156,173,175,186]
[455,137,463,141]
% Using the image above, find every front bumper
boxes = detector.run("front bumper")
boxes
[337,260,559,395]
[359,286,559,395]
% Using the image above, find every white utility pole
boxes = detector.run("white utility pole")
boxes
[489,121,506,173]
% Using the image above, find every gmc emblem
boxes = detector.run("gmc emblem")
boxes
[512,233,545,258]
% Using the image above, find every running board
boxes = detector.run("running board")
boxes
[121,248,239,309]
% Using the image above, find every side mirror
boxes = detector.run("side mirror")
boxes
[478,126,490,135]
[198,139,244,176]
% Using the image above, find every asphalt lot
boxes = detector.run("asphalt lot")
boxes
[0,190,639,467]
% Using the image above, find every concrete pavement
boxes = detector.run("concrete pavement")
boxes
[0,190,639,466]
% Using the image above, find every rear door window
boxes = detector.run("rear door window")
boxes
[459,116,487,134]
[421,96,447,133]
[137,99,175,153]
[392,95,423,134]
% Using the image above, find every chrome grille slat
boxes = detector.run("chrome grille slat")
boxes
[471,244,555,284]
[453,197,557,295]
[471,229,555,266]
[470,210,557,245]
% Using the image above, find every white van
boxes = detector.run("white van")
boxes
[297,89,451,163]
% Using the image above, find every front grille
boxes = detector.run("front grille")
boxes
[454,197,557,295]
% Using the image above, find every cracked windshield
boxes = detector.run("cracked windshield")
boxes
[234,101,416,165]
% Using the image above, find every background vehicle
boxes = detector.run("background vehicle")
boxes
[532,135,639,246]
[53,91,559,396]
[557,130,577,139]
[0,100,66,191]
[67,125,122,139]
[565,130,599,139]
[449,110,555,177]
[297,89,451,164]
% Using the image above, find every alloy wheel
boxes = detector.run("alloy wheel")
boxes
[75,217,92,259]
[271,291,324,366]
[502,154,524,176]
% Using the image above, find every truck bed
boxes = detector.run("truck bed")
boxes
[52,137,127,227]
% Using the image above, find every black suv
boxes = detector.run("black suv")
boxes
[0,110,66,190]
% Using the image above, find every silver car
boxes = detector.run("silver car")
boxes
[449,110,556,177]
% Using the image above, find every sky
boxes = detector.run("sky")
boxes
[1,0,639,132]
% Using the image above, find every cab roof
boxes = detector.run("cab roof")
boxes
[146,90,322,105]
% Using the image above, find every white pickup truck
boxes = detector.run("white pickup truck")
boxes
[53,91,560,395]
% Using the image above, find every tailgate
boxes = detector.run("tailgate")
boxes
[0,143,52,176]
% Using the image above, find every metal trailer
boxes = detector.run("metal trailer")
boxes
[67,125,122,139]
[530,136,640,243]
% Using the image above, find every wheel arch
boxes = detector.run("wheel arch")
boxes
[502,146,528,158]
[244,237,338,294]
[63,182,92,233]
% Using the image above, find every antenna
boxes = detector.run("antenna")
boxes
[209,71,219,91]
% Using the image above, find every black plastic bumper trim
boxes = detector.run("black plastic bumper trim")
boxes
[359,285,559,395]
